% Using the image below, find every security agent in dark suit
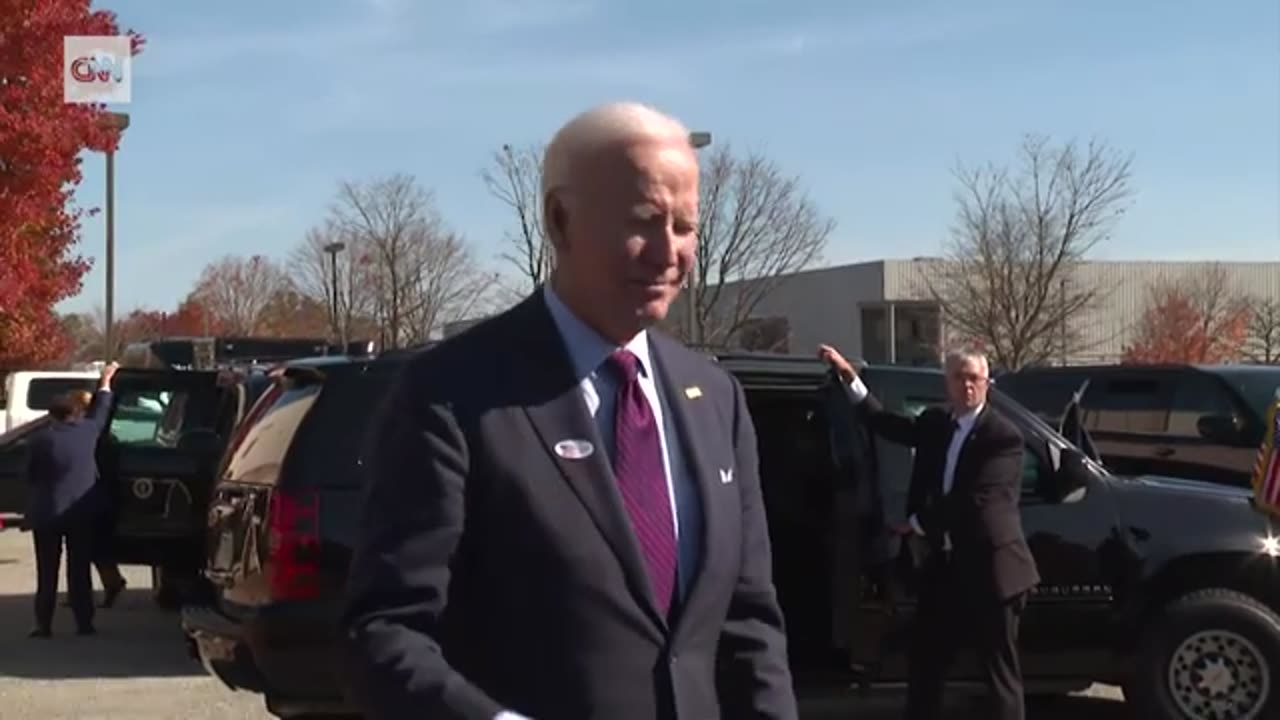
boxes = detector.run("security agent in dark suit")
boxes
[342,102,798,720]
[25,362,118,637]
[818,344,1039,720]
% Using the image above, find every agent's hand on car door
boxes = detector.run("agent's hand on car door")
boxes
[816,344,856,384]
[887,521,916,537]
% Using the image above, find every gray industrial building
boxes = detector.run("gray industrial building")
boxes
[441,259,1279,367]
[730,259,1280,367]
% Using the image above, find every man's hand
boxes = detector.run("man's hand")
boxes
[887,521,916,537]
[816,344,856,384]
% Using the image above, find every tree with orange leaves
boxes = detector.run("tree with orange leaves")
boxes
[1123,264,1252,364]
[0,0,143,368]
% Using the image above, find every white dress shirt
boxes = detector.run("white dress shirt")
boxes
[846,375,983,545]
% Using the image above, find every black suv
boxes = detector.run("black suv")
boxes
[0,338,375,607]
[184,351,1280,720]
[997,364,1280,488]
[0,367,271,606]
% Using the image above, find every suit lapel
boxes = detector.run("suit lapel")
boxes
[648,335,728,638]
[515,293,665,632]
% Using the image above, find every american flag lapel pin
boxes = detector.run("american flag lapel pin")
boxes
[684,386,702,399]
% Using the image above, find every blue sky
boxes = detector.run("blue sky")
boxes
[62,0,1280,314]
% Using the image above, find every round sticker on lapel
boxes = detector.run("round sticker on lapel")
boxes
[555,439,595,460]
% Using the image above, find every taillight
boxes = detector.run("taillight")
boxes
[267,488,321,601]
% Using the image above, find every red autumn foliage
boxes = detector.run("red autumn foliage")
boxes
[1123,285,1253,365]
[0,0,143,369]
[169,296,226,336]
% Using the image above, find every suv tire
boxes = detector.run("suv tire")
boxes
[152,566,212,610]
[1127,588,1280,720]
[151,566,182,610]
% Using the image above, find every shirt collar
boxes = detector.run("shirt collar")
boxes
[543,285,651,381]
[953,403,984,429]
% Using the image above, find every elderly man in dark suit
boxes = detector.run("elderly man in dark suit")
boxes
[26,361,118,637]
[818,344,1039,720]
[342,102,798,720]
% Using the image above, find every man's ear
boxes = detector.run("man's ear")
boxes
[544,192,568,251]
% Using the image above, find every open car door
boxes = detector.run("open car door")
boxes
[818,368,894,679]
[836,367,956,682]
[0,416,52,517]
[101,369,236,566]
[1057,380,1101,464]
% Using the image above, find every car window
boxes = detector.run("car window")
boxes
[1020,446,1044,497]
[996,371,1090,425]
[1167,373,1240,439]
[110,389,175,445]
[221,383,320,485]
[288,368,396,489]
[26,378,96,411]
[109,385,223,448]
[1083,376,1171,434]
[876,370,947,415]
[1220,370,1280,424]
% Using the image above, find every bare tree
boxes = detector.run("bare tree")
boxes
[926,135,1134,370]
[1244,295,1280,365]
[289,222,376,344]
[190,255,287,335]
[59,311,101,362]
[327,174,490,349]
[481,143,552,297]
[399,230,496,344]
[682,145,833,348]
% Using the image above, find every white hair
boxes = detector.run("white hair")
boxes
[540,101,692,203]
[944,346,990,375]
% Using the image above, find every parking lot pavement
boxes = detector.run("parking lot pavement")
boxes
[0,528,274,720]
[0,528,1127,719]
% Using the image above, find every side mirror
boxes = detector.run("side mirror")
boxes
[1196,414,1241,444]
[1043,444,1090,503]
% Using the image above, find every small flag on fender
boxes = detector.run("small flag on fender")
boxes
[1253,395,1280,517]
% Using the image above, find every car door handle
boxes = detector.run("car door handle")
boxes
[1154,447,1175,458]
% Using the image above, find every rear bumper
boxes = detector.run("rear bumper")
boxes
[181,603,354,715]
[182,604,266,693]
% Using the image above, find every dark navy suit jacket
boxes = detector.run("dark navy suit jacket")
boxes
[341,290,797,720]
[25,390,112,530]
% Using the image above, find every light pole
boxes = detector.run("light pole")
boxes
[323,241,346,344]
[102,111,129,360]
[687,130,712,345]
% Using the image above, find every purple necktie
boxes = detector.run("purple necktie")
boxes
[607,349,678,615]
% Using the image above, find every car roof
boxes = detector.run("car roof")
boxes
[1005,363,1280,378]
[1200,364,1280,376]
[278,347,945,380]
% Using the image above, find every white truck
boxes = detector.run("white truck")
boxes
[1,370,99,433]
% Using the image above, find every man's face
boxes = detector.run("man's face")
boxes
[945,355,989,412]
[552,137,698,341]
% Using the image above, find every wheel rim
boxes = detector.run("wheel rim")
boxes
[1167,629,1270,720]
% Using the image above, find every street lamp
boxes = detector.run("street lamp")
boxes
[101,111,129,359]
[323,241,346,344]
[687,130,712,344]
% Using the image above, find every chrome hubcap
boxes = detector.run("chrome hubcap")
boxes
[1168,629,1269,720]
